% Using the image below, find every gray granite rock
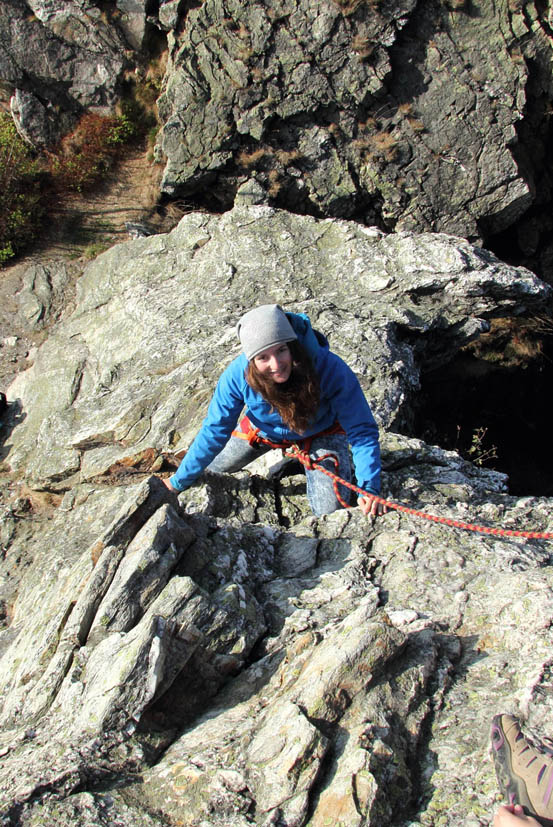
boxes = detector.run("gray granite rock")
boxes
[16,262,71,330]
[1,428,552,824]
[155,0,551,240]
[0,0,127,146]
[2,0,552,252]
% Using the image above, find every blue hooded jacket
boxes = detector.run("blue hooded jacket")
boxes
[169,312,381,495]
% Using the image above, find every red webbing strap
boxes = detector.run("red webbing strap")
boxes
[230,417,350,507]
[232,416,262,446]
[231,416,344,451]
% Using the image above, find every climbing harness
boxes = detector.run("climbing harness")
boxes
[232,416,350,506]
[231,417,553,541]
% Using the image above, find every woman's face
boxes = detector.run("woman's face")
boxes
[253,342,293,383]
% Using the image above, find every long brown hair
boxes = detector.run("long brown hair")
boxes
[246,340,320,434]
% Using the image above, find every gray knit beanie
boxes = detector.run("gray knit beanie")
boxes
[236,304,297,361]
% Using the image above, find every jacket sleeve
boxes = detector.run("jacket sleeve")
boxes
[321,352,381,495]
[169,358,246,491]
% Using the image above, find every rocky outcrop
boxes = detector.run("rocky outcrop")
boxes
[4,204,550,489]
[2,0,553,263]
[0,0,129,146]
[1,206,553,825]
[1,441,552,825]
[155,0,553,243]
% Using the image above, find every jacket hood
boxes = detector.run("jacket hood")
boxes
[285,312,329,364]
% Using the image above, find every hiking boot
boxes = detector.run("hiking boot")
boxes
[491,713,553,826]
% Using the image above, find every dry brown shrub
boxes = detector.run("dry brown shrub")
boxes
[47,113,135,192]
[237,147,271,167]
[332,0,379,15]
[352,34,374,58]
[267,169,282,197]
[407,117,425,133]
[370,130,399,160]
[275,149,301,165]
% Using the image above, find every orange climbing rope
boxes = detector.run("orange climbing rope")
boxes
[232,418,553,541]
[285,443,553,540]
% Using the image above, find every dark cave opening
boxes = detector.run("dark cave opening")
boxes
[410,318,553,498]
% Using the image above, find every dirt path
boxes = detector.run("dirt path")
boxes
[39,144,167,257]
[0,144,182,391]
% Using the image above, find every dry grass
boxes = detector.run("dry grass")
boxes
[398,102,414,116]
[237,147,271,168]
[133,52,168,112]
[352,34,374,59]
[46,113,136,192]
[267,169,282,197]
[369,130,400,161]
[275,149,301,165]
[407,117,425,133]
[354,123,400,161]
[466,316,553,367]
[331,0,379,15]
[357,116,378,131]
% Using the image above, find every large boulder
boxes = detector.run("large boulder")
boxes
[0,0,128,146]
[1,206,553,825]
[4,205,550,490]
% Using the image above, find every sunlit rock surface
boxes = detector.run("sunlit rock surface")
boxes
[4,205,549,489]
[0,449,552,825]
[1,207,553,825]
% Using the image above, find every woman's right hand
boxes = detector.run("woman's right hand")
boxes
[358,495,387,517]
[162,477,178,493]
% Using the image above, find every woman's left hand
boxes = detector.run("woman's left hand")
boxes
[358,495,388,517]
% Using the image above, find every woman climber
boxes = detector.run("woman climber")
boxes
[162,303,386,518]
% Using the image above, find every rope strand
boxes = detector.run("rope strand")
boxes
[282,443,553,542]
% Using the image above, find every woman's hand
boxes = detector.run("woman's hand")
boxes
[358,495,388,517]
[493,804,541,826]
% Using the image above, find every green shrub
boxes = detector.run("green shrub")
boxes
[83,240,112,259]
[1,91,152,264]
[0,112,42,263]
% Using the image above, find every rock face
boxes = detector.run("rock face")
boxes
[1,207,553,825]
[16,262,72,330]
[0,0,128,145]
[1,441,553,825]
[2,0,553,264]
[155,0,553,243]
[4,204,549,489]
